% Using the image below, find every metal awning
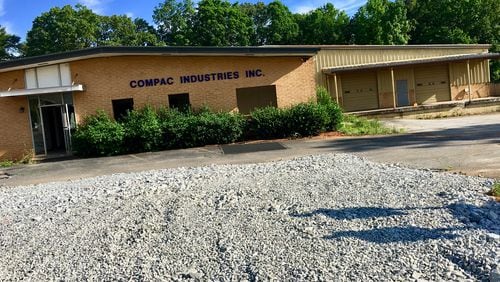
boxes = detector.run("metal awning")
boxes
[322,52,500,74]
[0,84,84,98]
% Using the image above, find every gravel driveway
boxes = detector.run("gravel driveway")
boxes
[0,154,498,281]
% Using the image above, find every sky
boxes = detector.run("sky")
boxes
[0,0,366,41]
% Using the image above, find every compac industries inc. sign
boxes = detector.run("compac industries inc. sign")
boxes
[130,69,263,88]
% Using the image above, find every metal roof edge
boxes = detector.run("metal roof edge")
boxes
[322,52,500,74]
[0,46,321,72]
[265,44,492,50]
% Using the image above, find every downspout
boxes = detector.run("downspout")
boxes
[466,60,472,105]
[333,73,339,104]
[391,68,396,108]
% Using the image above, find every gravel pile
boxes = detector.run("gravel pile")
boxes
[0,153,498,281]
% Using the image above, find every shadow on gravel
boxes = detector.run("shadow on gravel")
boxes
[293,200,499,244]
[313,123,500,152]
[291,207,407,220]
[324,226,460,243]
[447,201,499,234]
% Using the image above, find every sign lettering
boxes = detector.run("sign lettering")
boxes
[129,69,263,88]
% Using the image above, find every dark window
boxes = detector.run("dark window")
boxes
[168,93,190,112]
[236,85,277,114]
[112,98,134,121]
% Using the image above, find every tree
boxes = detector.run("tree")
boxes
[26,4,99,56]
[406,0,499,44]
[153,0,195,45]
[191,0,253,46]
[134,18,163,46]
[237,2,267,45]
[97,15,161,46]
[296,3,350,45]
[349,0,412,45]
[262,1,298,45]
[0,26,22,60]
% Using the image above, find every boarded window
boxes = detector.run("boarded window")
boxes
[112,98,134,121]
[236,85,277,114]
[25,63,72,89]
[168,93,190,112]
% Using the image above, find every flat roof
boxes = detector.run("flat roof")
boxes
[0,46,321,72]
[322,53,500,74]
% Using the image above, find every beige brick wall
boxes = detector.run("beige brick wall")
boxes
[71,55,316,122]
[0,70,32,161]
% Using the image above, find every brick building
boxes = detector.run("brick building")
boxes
[0,45,498,160]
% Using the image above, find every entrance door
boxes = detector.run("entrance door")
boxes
[28,93,74,156]
[396,80,410,107]
[41,106,66,153]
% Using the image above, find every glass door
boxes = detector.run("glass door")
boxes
[28,92,74,156]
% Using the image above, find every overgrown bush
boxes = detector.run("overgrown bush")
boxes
[122,106,162,152]
[247,106,288,139]
[316,86,332,105]
[72,92,345,157]
[72,111,125,157]
[196,111,245,145]
[159,108,245,149]
[286,103,329,137]
[316,86,344,130]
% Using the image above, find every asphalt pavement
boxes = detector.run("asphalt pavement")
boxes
[1,113,499,186]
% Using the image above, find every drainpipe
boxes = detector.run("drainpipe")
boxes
[391,68,396,108]
[333,73,339,104]
[466,60,472,105]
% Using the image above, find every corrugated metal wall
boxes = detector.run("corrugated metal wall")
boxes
[449,60,489,86]
[315,47,488,86]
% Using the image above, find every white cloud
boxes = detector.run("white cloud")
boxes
[125,12,134,19]
[78,0,113,14]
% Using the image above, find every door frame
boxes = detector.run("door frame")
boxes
[28,93,73,156]
[396,79,410,107]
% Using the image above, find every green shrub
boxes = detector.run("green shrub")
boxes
[196,111,245,145]
[320,102,344,131]
[159,108,245,149]
[286,103,328,137]
[247,106,288,139]
[122,106,163,152]
[72,111,125,157]
[316,86,332,106]
[316,86,343,130]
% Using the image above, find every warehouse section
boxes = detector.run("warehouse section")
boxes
[320,45,499,112]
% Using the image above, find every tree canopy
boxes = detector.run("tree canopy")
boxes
[9,0,500,79]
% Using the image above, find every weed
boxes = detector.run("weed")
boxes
[0,160,14,168]
[339,115,403,136]
[489,182,500,197]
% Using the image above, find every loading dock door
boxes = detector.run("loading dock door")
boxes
[415,65,450,104]
[341,72,378,112]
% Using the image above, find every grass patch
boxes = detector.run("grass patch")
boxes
[489,182,500,197]
[339,115,402,136]
[0,160,14,168]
